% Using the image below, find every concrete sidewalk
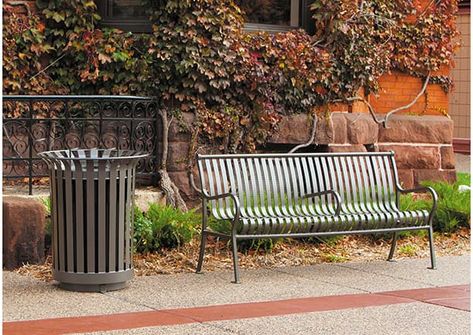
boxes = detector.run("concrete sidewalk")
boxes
[3,255,470,334]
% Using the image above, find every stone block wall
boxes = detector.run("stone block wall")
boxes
[167,112,455,199]
[270,113,455,189]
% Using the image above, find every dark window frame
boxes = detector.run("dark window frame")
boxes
[95,0,314,34]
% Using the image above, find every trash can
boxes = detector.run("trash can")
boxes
[39,149,148,292]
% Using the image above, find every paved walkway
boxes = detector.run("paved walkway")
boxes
[455,153,471,174]
[3,255,470,334]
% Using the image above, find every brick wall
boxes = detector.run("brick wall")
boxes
[369,71,449,116]
[449,10,470,140]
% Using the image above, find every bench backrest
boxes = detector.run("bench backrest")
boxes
[197,152,399,220]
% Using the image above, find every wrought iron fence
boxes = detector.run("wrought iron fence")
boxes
[3,95,161,194]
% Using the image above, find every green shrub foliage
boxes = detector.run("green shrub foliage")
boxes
[134,204,200,252]
[400,174,471,233]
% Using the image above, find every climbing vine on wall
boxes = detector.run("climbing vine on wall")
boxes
[3,0,459,202]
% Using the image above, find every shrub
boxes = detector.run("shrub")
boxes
[208,217,280,253]
[134,204,200,252]
[399,174,471,233]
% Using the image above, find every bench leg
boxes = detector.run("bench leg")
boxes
[196,231,207,274]
[231,234,240,284]
[428,226,437,270]
[387,232,398,262]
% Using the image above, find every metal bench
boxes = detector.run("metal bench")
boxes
[195,152,438,283]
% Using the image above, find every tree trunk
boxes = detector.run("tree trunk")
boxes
[158,108,187,211]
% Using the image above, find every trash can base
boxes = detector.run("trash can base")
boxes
[59,281,127,292]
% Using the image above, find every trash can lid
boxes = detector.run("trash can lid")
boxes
[38,149,149,161]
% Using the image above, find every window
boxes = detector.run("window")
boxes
[96,0,314,34]
[97,0,151,33]
[236,0,300,33]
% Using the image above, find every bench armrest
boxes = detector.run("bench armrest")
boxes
[202,191,241,223]
[302,190,342,215]
[397,185,438,224]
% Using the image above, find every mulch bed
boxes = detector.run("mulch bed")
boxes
[16,228,470,282]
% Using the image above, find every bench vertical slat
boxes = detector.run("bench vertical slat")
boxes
[204,159,218,218]
[253,158,269,234]
[224,158,238,219]
[299,157,312,216]
[372,156,391,229]
[267,158,284,232]
[383,156,398,212]
[218,159,233,219]
[294,157,309,229]
[211,159,225,218]
[352,156,372,224]
[247,158,264,234]
[330,156,349,231]
[283,157,299,232]
[240,158,257,234]
[344,156,364,230]
[340,156,356,216]
[290,157,306,233]
[275,157,291,233]
[377,156,396,227]
[363,156,384,229]
[380,156,398,222]
[311,157,328,217]
[358,155,380,225]
[259,158,272,217]
[307,157,325,232]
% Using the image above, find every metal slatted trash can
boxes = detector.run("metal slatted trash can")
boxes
[38,149,148,292]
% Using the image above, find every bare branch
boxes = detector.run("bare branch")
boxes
[384,72,431,125]
[332,72,431,128]
[30,54,66,81]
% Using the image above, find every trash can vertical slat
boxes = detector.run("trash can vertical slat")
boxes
[125,164,132,267]
[117,165,126,271]
[86,160,95,274]
[56,162,65,272]
[50,161,59,271]
[73,159,85,273]
[109,161,118,273]
[64,160,74,272]
[98,160,107,273]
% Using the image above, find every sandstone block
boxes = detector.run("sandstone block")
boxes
[167,141,190,172]
[3,196,45,269]
[345,113,378,144]
[397,169,414,189]
[169,112,195,142]
[134,188,166,213]
[414,169,457,186]
[378,115,453,144]
[168,170,199,202]
[440,146,456,169]
[270,114,311,144]
[315,112,347,144]
[378,145,440,169]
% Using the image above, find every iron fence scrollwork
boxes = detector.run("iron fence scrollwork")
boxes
[3,95,161,194]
